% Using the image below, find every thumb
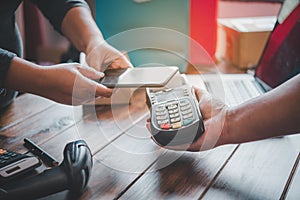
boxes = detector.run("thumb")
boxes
[78,66,105,80]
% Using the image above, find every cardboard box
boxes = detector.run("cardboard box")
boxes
[216,16,276,69]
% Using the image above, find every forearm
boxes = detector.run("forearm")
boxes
[226,74,300,144]
[3,57,44,95]
[61,6,104,54]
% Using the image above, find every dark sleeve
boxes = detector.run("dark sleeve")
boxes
[29,0,90,34]
[0,48,16,88]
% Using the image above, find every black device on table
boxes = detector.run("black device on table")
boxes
[0,140,93,200]
[146,84,205,146]
[0,149,41,181]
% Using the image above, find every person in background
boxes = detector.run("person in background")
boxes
[0,0,132,110]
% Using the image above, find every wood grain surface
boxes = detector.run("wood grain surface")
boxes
[0,80,299,200]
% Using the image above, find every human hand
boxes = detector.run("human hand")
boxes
[85,41,133,72]
[146,87,229,151]
[185,87,229,151]
[35,63,112,105]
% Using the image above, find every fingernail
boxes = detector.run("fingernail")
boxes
[98,71,105,77]
[106,89,113,97]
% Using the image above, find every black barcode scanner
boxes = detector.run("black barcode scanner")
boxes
[0,140,93,200]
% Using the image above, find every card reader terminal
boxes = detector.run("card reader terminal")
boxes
[146,85,205,146]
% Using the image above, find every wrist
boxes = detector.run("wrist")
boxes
[219,107,234,146]
[4,57,44,94]
[30,66,49,95]
[85,38,107,55]
[61,6,104,53]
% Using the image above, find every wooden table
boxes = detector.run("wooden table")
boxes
[0,75,299,200]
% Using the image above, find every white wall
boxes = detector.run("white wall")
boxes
[218,1,282,18]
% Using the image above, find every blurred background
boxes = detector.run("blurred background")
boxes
[16,0,282,73]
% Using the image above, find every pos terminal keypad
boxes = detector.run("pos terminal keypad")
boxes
[155,98,195,130]
[146,85,205,146]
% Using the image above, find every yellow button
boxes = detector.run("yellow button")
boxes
[0,149,6,154]
[172,122,182,129]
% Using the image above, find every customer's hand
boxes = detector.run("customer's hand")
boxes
[4,57,112,106]
[186,88,229,151]
[85,40,132,72]
[35,63,112,105]
[146,87,229,151]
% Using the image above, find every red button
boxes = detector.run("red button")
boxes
[160,124,171,129]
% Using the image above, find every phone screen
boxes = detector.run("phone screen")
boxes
[98,67,179,88]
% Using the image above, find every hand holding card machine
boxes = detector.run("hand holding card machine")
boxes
[146,85,205,146]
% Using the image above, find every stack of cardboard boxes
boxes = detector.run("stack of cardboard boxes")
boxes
[216,16,277,69]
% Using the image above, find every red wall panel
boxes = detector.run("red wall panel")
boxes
[190,0,218,65]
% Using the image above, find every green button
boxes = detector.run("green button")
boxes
[183,118,194,126]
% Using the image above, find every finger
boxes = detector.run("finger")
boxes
[162,143,192,151]
[186,138,205,152]
[146,122,150,131]
[78,94,112,105]
[117,51,133,68]
[194,86,211,104]
[149,133,196,151]
[194,86,209,99]
[86,54,102,71]
[79,75,113,98]
[78,65,105,80]
[72,97,91,106]
[121,51,130,61]
[94,83,113,98]
[109,57,133,69]
[123,57,133,68]
[109,61,126,69]
[193,87,213,119]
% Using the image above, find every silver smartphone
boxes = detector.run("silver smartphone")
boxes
[99,66,179,88]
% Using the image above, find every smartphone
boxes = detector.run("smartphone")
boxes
[99,66,179,88]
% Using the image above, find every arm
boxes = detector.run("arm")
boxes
[30,0,131,70]
[225,73,300,144]
[60,6,101,55]
[3,57,112,105]
[0,49,15,88]
[166,74,300,151]
[61,6,132,71]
